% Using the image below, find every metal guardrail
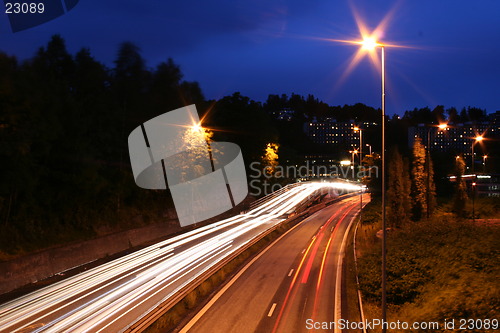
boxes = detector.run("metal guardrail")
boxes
[247,182,304,211]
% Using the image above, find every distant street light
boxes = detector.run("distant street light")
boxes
[354,126,364,215]
[471,135,484,175]
[483,155,488,173]
[366,143,372,156]
[425,123,447,219]
[471,135,483,223]
[471,135,483,174]
[472,181,477,223]
[349,149,358,178]
[354,126,363,162]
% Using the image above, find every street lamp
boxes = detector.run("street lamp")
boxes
[329,29,398,329]
[425,123,448,219]
[483,155,488,173]
[357,36,388,327]
[366,143,372,156]
[471,182,477,223]
[349,149,358,179]
[191,123,202,132]
[354,126,363,165]
[471,135,483,223]
[471,135,483,175]
[354,126,364,216]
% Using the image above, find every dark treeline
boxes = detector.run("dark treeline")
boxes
[0,35,495,255]
[0,36,209,254]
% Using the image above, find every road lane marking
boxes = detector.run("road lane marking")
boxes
[316,236,333,291]
[271,236,317,333]
[268,303,277,317]
[288,269,294,277]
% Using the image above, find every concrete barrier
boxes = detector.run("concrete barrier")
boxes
[0,196,255,296]
[0,221,179,295]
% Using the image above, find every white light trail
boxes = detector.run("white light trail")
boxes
[0,181,360,333]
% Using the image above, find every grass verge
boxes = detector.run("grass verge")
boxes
[356,200,500,332]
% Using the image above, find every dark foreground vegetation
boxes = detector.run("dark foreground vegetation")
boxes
[357,199,500,332]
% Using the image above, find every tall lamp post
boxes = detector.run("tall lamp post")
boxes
[354,126,364,215]
[471,135,483,223]
[354,126,363,166]
[349,149,358,179]
[425,124,447,220]
[356,37,387,328]
[333,32,394,331]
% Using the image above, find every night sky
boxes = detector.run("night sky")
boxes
[1,0,499,115]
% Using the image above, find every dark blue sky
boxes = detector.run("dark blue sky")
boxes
[1,0,499,115]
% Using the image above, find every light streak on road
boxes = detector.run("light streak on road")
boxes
[0,181,360,333]
[271,200,359,333]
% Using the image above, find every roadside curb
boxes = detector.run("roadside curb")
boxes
[353,200,368,333]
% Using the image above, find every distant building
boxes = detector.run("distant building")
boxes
[276,108,295,121]
[490,110,500,132]
[408,121,495,157]
[303,118,378,150]
[269,108,296,121]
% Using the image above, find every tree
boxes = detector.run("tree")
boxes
[262,143,279,177]
[361,153,381,195]
[431,105,445,124]
[207,92,278,164]
[113,41,149,128]
[402,157,412,215]
[387,147,410,228]
[446,107,458,123]
[452,156,468,217]
[425,153,437,217]
[411,137,427,220]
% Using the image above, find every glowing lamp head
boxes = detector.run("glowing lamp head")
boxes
[438,124,448,130]
[360,37,379,50]
[192,123,202,132]
[475,135,483,142]
[354,126,360,131]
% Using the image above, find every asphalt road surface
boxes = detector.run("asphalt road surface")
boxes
[181,194,369,333]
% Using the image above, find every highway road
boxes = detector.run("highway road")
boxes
[0,181,360,333]
[180,194,369,333]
